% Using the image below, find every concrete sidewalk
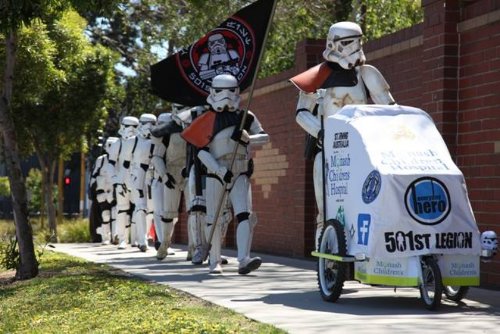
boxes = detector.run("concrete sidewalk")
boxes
[52,243,500,334]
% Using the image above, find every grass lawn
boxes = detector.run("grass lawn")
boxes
[0,250,286,333]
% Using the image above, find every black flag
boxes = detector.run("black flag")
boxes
[150,0,276,106]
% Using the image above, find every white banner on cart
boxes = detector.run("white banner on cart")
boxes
[324,105,481,259]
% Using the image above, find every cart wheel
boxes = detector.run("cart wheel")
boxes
[444,286,469,302]
[317,219,347,302]
[419,256,443,310]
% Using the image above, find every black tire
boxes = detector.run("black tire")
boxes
[419,256,443,310]
[317,219,347,302]
[444,286,469,302]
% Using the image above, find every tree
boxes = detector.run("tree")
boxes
[83,0,422,84]
[0,0,118,280]
[11,9,123,240]
[0,0,55,280]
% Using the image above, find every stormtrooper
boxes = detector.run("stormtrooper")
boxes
[150,104,206,262]
[93,137,119,244]
[481,230,498,261]
[290,21,395,249]
[182,73,269,274]
[198,33,240,80]
[180,105,236,265]
[130,113,157,252]
[149,112,171,254]
[108,116,139,249]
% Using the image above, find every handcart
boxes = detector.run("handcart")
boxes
[311,104,497,310]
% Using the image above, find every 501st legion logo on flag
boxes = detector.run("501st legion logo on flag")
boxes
[150,0,276,106]
[180,18,253,93]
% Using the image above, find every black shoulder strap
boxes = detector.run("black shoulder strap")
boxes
[131,137,138,154]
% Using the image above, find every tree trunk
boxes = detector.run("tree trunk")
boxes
[0,32,38,279]
[37,154,57,241]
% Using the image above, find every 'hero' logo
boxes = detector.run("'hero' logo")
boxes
[404,177,451,225]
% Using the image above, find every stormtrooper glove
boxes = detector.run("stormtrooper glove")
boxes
[231,128,250,146]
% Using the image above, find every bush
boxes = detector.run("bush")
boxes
[0,218,91,270]
[0,176,10,197]
[0,236,19,270]
[57,218,92,243]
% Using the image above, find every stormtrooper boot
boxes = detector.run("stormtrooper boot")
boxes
[188,214,204,264]
[207,223,223,274]
[157,219,175,260]
[237,219,261,275]
[99,222,111,245]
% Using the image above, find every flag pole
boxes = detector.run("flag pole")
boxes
[202,0,278,261]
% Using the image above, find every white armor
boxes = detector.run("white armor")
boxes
[195,74,270,274]
[151,106,196,260]
[108,116,139,249]
[291,21,395,249]
[150,112,172,251]
[94,137,119,244]
[130,113,157,252]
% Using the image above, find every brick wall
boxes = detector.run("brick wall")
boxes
[455,0,500,287]
[174,0,499,288]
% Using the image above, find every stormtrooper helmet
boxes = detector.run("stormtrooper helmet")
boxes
[118,116,139,140]
[157,112,172,125]
[171,103,190,126]
[481,230,498,261]
[138,113,157,139]
[171,103,186,115]
[207,74,240,112]
[104,137,119,154]
[208,33,227,55]
[322,21,366,70]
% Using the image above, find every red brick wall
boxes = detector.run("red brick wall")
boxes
[455,0,500,287]
[174,0,499,288]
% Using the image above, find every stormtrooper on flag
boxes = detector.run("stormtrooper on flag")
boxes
[290,21,396,249]
[182,74,269,274]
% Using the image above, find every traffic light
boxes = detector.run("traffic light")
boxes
[64,176,71,185]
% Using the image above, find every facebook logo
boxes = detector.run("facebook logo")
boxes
[357,214,371,245]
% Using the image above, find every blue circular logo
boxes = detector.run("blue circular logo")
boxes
[362,170,382,204]
[404,177,451,225]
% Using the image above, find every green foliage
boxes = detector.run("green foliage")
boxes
[0,236,18,270]
[56,218,91,243]
[10,7,123,161]
[84,0,423,87]
[25,168,58,214]
[0,218,90,271]
[0,251,285,333]
[0,0,67,33]
[0,176,10,197]
[355,0,423,40]
[0,219,50,271]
